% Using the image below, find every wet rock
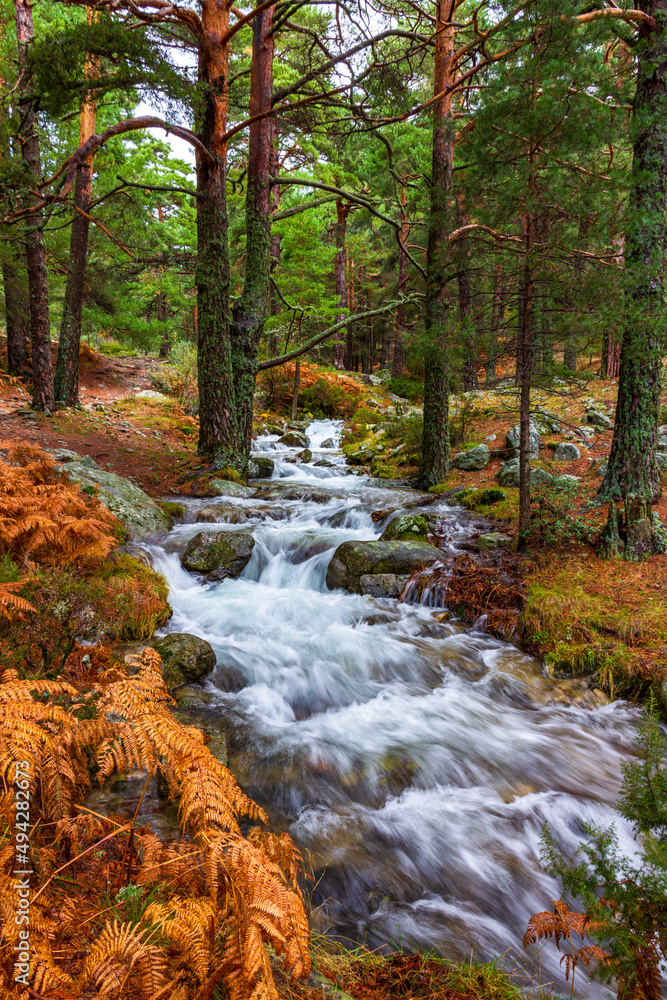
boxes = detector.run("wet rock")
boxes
[278,430,309,448]
[153,632,216,691]
[196,505,249,524]
[60,460,171,539]
[288,420,310,431]
[208,479,256,498]
[506,422,540,459]
[358,573,410,598]
[478,532,512,551]
[173,685,213,709]
[296,448,313,463]
[248,455,275,478]
[181,530,255,580]
[213,664,248,693]
[326,539,442,593]
[454,443,491,471]
[553,442,580,461]
[255,485,332,503]
[264,423,284,436]
[586,409,613,430]
[320,437,334,448]
[313,458,335,467]
[380,514,429,542]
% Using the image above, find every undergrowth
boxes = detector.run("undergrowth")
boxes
[520,551,667,697]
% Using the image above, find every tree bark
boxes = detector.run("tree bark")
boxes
[599,0,667,543]
[196,0,235,460]
[486,262,503,384]
[420,0,455,489]
[392,185,409,378]
[455,190,477,390]
[332,198,349,369]
[54,11,99,406]
[229,1,276,466]
[517,212,534,548]
[3,259,29,375]
[15,0,54,411]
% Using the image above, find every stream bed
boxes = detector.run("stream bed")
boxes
[147,419,640,997]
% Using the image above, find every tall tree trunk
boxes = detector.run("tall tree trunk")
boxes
[15,0,53,411]
[332,199,348,369]
[486,262,502,384]
[456,190,478,389]
[602,233,624,378]
[517,211,534,548]
[54,11,99,406]
[196,0,235,460]
[268,126,281,356]
[157,293,170,357]
[230,1,275,466]
[392,185,409,378]
[420,0,454,489]
[3,258,29,375]
[599,0,667,557]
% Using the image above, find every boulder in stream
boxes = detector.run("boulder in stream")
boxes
[248,456,275,478]
[326,539,442,593]
[153,632,216,691]
[380,513,429,542]
[278,430,309,448]
[208,479,257,498]
[181,530,255,580]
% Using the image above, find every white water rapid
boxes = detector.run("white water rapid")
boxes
[147,419,642,998]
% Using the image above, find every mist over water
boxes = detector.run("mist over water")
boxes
[147,419,640,997]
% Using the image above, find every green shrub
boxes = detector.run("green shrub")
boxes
[300,377,360,418]
[387,375,423,401]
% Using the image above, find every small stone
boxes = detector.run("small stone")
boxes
[248,456,275,479]
[296,448,312,463]
[478,532,512,551]
[320,437,335,448]
[553,442,581,461]
[208,479,256,498]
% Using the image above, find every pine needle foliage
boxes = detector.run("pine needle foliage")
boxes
[0,647,311,998]
[524,703,667,999]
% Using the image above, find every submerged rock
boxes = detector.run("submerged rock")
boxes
[326,539,442,593]
[358,573,410,598]
[320,437,335,449]
[181,530,255,580]
[60,459,171,539]
[380,514,429,542]
[153,632,216,691]
[296,448,313,463]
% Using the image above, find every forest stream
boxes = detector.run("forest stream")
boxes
[146,420,641,998]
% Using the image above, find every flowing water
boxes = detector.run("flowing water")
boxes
[147,419,642,997]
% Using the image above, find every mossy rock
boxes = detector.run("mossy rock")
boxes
[153,632,217,692]
[326,539,442,593]
[217,466,244,483]
[158,501,186,521]
[380,514,429,541]
[278,430,309,448]
[181,530,255,580]
[61,461,172,540]
[207,479,256,498]
[248,456,275,479]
